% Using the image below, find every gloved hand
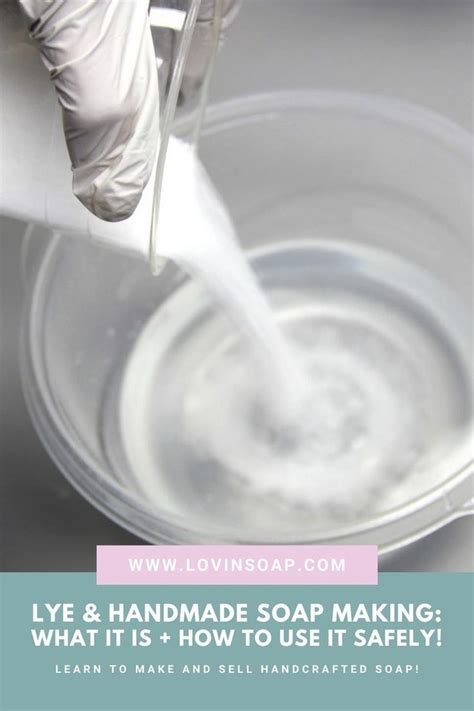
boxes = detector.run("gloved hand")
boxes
[17,0,240,223]
[17,0,159,222]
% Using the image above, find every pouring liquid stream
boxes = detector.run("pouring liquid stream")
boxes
[156,138,305,426]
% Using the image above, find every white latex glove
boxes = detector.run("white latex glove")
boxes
[17,0,240,222]
[17,0,159,222]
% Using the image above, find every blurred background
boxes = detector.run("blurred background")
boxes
[1,0,473,571]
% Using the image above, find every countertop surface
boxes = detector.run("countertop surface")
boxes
[1,0,472,572]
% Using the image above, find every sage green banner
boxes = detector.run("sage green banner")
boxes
[0,573,472,711]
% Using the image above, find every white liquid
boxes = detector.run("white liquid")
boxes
[115,139,472,537]
[156,138,302,417]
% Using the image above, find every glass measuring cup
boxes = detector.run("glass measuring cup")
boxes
[148,0,226,274]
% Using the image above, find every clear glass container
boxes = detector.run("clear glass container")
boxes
[22,91,473,552]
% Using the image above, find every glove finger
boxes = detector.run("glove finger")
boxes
[180,0,241,102]
[19,0,159,222]
[197,0,241,27]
